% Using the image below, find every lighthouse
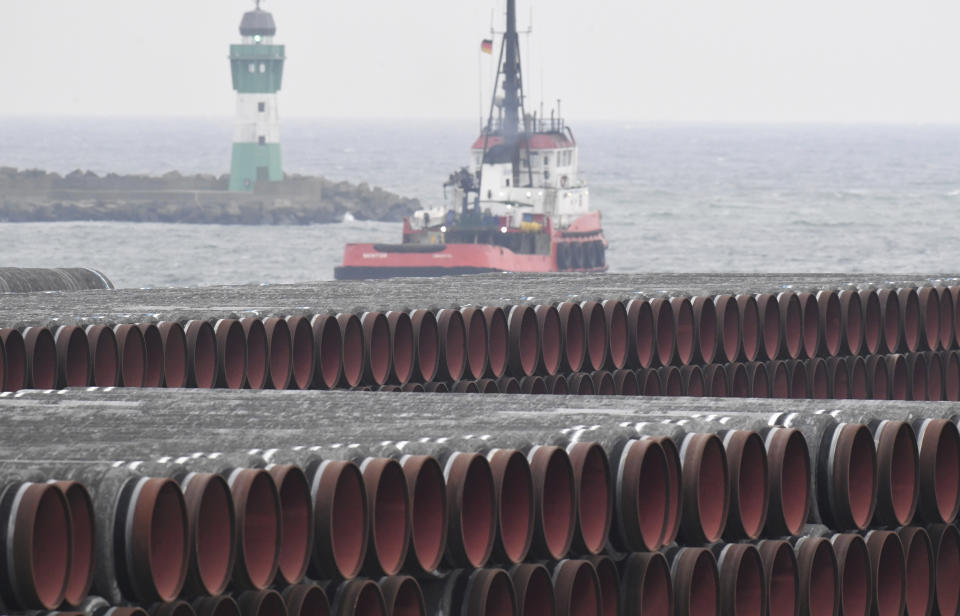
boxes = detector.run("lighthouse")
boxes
[228,1,285,192]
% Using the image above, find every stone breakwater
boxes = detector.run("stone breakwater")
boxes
[0,167,420,224]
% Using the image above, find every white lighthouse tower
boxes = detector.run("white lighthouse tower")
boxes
[228,1,285,192]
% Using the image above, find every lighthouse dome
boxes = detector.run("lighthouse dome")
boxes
[239,8,276,37]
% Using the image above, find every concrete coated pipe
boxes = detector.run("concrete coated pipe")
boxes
[534,305,562,377]
[0,267,113,293]
[777,292,803,360]
[184,320,217,389]
[422,568,514,616]
[379,576,424,616]
[508,305,540,379]
[335,314,364,389]
[927,524,960,616]
[715,295,741,364]
[864,530,905,616]
[793,535,839,616]
[409,310,438,384]
[54,325,89,387]
[481,307,509,380]
[827,533,870,616]
[240,318,269,390]
[509,564,554,616]
[580,301,609,373]
[85,325,118,387]
[154,322,185,389]
[284,316,315,390]
[692,296,719,365]
[756,540,798,616]
[736,294,761,363]
[715,543,764,616]
[213,319,246,389]
[262,317,293,390]
[552,560,600,616]
[668,547,719,616]
[670,297,695,366]
[556,302,586,374]
[114,324,146,388]
[897,526,934,616]
[460,307,489,381]
[435,309,466,384]
[619,552,672,616]
[0,329,24,391]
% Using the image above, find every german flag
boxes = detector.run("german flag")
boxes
[481,39,493,54]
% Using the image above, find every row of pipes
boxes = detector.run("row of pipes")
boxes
[0,390,958,615]
[1,285,958,394]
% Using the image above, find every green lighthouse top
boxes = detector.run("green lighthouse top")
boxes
[240,1,276,38]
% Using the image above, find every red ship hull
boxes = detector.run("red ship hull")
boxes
[335,212,606,280]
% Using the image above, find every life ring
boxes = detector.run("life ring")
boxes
[556,243,570,270]
[560,175,568,188]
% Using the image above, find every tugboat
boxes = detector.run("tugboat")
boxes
[334,0,606,280]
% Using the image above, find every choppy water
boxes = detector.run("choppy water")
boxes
[1,117,959,288]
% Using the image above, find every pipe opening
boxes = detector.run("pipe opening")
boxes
[862,290,881,354]
[780,294,802,359]
[384,577,423,616]
[411,311,439,383]
[146,480,188,601]
[683,365,704,396]
[232,470,279,589]
[339,315,364,388]
[217,321,246,389]
[263,319,292,389]
[407,457,446,573]
[698,437,728,542]
[883,422,919,526]
[328,462,367,579]
[672,298,694,365]
[631,441,668,550]
[838,536,869,616]
[929,353,944,401]
[641,555,671,616]
[604,301,629,369]
[729,363,748,397]
[572,444,610,554]
[820,292,842,356]
[731,547,763,616]
[364,313,392,386]
[652,299,674,367]
[463,309,488,380]
[591,557,618,616]
[513,565,553,616]
[808,540,837,616]
[272,466,312,585]
[238,590,286,616]
[287,317,314,390]
[902,289,921,352]
[631,300,656,368]
[689,550,719,616]
[240,319,268,390]
[901,529,933,616]
[87,326,118,386]
[849,357,868,399]
[934,421,960,522]
[718,296,740,362]
[935,526,960,616]
[116,325,146,388]
[738,296,760,362]
[283,585,329,616]
[58,326,89,386]
[458,455,495,568]
[484,308,509,379]
[369,460,409,575]
[539,449,575,559]
[186,474,233,597]
[736,433,767,539]
[494,451,534,564]
[1,330,25,391]
[24,484,70,609]
[538,306,562,376]
[187,321,216,389]
[583,303,607,371]
[871,533,905,616]
[799,295,819,358]
[696,297,718,364]
[766,543,797,616]
[559,303,585,373]
[55,481,94,606]
[844,426,878,530]
[439,311,466,382]
[769,362,789,398]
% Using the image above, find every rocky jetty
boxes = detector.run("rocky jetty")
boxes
[0,167,420,224]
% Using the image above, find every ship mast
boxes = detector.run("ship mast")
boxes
[501,0,521,138]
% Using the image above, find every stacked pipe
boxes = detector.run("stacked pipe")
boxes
[0,279,958,401]
[1,390,960,616]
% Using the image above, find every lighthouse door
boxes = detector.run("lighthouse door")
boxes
[256,166,270,182]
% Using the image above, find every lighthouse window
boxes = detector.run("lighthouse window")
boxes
[258,102,266,112]
[544,155,550,166]
[258,136,266,145]
[259,63,266,73]
[248,63,255,73]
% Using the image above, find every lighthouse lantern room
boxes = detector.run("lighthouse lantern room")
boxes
[228,1,285,192]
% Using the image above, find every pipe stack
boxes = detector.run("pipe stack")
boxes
[0,277,957,402]
[0,389,957,616]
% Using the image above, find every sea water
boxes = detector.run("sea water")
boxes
[1,117,958,288]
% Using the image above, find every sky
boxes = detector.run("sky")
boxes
[5,0,960,123]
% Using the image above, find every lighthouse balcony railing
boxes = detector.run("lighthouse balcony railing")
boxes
[229,44,286,60]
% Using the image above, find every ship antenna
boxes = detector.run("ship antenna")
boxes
[255,0,261,9]
[501,0,521,137]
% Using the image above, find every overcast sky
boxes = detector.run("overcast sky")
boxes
[5,0,960,122]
